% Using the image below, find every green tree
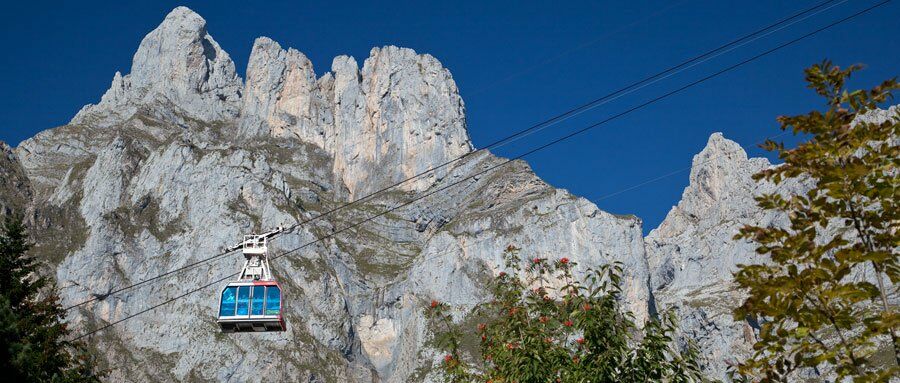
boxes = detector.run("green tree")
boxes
[426,246,705,383]
[0,215,102,382]
[733,62,899,382]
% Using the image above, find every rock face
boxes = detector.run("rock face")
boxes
[13,7,646,383]
[647,133,785,296]
[644,133,799,379]
[240,37,472,198]
[240,37,325,143]
[71,6,242,126]
[328,46,472,198]
[645,106,898,380]
[0,141,32,217]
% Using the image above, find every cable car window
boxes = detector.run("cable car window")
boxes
[219,286,237,317]
[236,286,250,316]
[251,285,265,315]
[265,286,281,315]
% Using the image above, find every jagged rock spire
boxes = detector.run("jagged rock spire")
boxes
[69,6,474,198]
[680,132,771,212]
[238,39,473,198]
[240,36,328,145]
[72,6,242,126]
[328,46,473,198]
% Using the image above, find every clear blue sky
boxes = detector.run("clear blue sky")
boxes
[1,0,898,233]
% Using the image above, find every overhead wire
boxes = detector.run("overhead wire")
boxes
[387,131,792,272]
[466,0,691,96]
[326,130,792,276]
[73,129,790,341]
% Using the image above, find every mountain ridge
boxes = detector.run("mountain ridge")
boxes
[9,7,649,382]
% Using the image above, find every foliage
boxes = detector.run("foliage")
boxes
[733,61,899,382]
[0,215,103,382]
[426,245,705,383]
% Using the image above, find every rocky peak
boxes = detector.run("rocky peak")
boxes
[647,133,779,284]
[649,133,770,241]
[643,133,787,379]
[237,38,474,197]
[72,6,242,126]
[685,133,769,209]
[329,46,473,198]
[68,6,473,198]
[641,105,899,379]
[239,37,325,144]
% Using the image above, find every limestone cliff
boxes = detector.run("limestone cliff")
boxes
[14,7,647,383]
[239,37,472,198]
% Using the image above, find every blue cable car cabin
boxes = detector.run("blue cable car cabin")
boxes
[217,280,285,332]
[218,230,287,333]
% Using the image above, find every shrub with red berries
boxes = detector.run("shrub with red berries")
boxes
[425,245,703,383]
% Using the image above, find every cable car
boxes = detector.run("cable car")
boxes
[217,228,287,333]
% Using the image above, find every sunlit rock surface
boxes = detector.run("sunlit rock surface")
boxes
[644,133,796,380]
[645,106,898,380]
[71,6,243,127]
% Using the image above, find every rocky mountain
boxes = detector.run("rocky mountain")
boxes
[644,133,804,379]
[646,106,898,380]
[5,6,895,382]
[10,7,648,382]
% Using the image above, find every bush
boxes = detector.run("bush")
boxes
[426,245,704,383]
